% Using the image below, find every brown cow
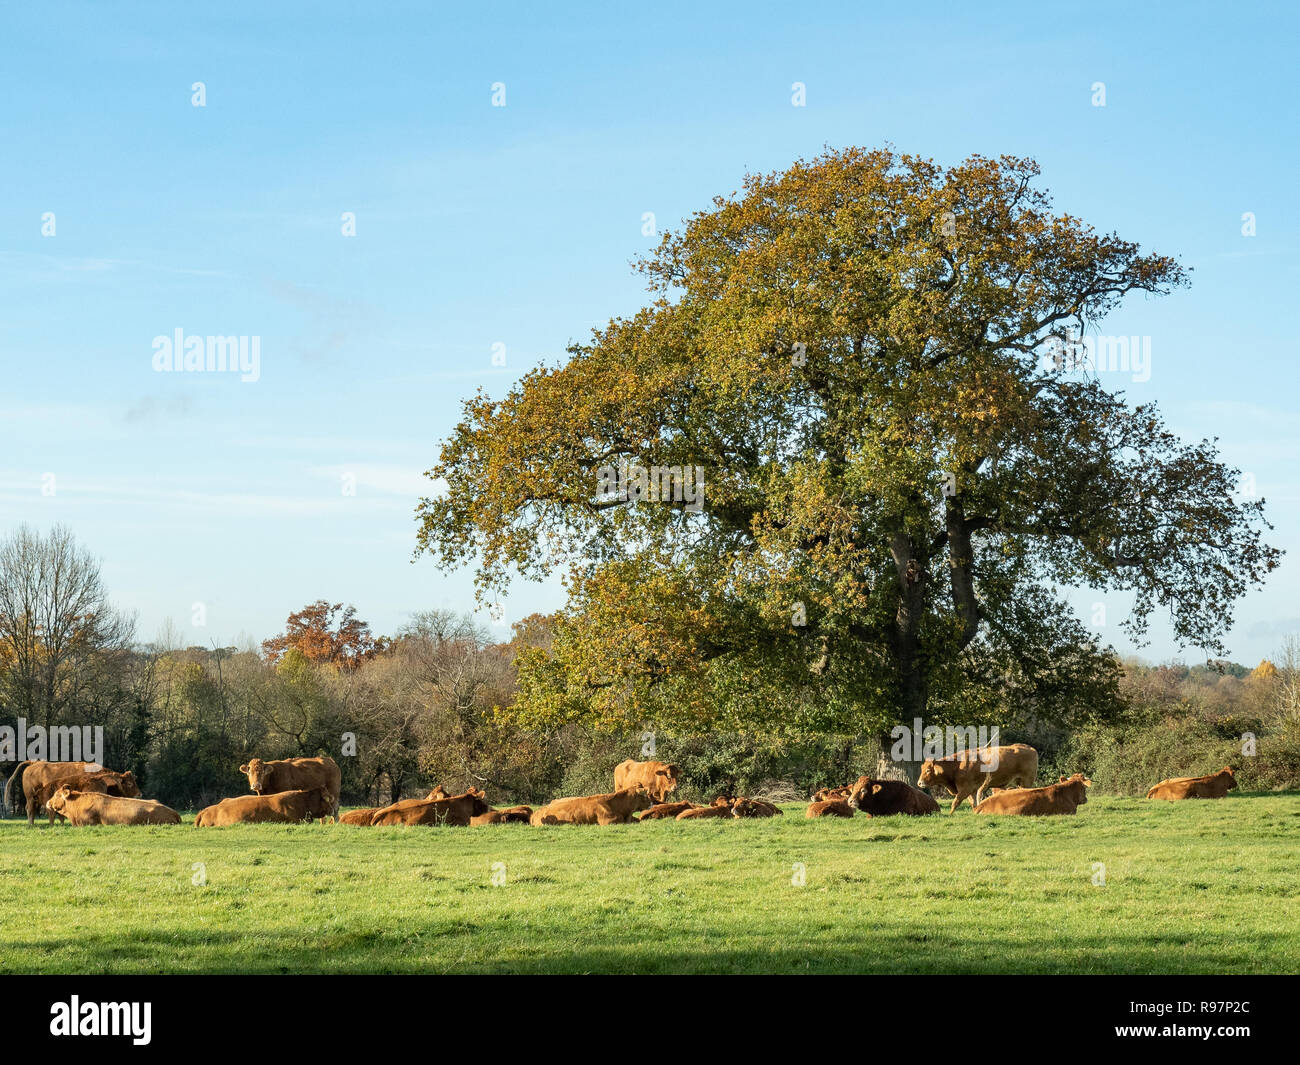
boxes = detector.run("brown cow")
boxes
[239,756,342,817]
[974,774,1091,816]
[806,798,855,818]
[1146,766,1237,800]
[47,787,181,826]
[195,787,334,826]
[811,785,853,802]
[5,760,106,826]
[845,777,940,816]
[917,743,1039,813]
[339,807,382,825]
[31,770,141,824]
[370,788,491,826]
[471,805,533,825]
[530,786,653,825]
[638,801,699,821]
[613,760,680,802]
[731,797,783,818]
[677,799,736,820]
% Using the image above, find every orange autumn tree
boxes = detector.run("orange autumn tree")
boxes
[262,601,386,671]
[415,147,1279,741]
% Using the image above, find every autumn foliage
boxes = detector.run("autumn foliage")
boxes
[261,600,386,671]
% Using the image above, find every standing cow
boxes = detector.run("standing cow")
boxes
[917,744,1039,813]
[5,760,106,826]
[613,759,680,802]
[239,756,341,818]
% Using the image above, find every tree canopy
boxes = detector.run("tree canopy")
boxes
[415,147,1280,739]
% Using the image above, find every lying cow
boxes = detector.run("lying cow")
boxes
[5,760,107,826]
[845,777,939,816]
[811,785,853,802]
[47,787,181,826]
[731,797,782,818]
[531,786,653,825]
[918,743,1039,813]
[806,798,855,818]
[339,807,383,825]
[677,798,736,819]
[31,770,141,825]
[1146,766,1237,800]
[974,773,1090,816]
[196,787,334,826]
[370,788,491,826]
[471,805,533,825]
[638,801,699,821]
[239,756,342,817]
[613,759,680,802]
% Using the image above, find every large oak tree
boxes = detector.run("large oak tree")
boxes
[415,148,1279,744]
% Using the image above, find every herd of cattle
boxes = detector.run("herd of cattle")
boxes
[1,746,1243,828]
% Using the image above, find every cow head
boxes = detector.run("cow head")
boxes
[47,786,74,815]
[917,760,942,788]
[465,788,491,817]
[427,785,450,800]
[655,764,680,798]
[118,771,142,798]
[845,778,873,810]
[240,758,271,794]
[1222,766,1238,790]
[628,785,654,813]
[1058,774,1091,804]
[304,787,334,819]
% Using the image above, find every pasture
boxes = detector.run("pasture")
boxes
[2,794,1298,974]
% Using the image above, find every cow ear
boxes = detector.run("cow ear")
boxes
[871,784,882,794]
[239,764,249,774]
[1083,778,1092,787]
[1059,775,1069,783]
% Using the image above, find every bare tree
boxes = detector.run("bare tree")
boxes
[0,524,135,727]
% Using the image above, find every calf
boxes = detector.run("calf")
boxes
[811,785,853,802]
[1146,766,1237,800]
[530,786,653,825]
[196,787,334,826]
[471,805,533,825]
[845,777,939,816]
[638,801,699,821]
[974,774,1090,816]
[47,787,180,826]
[731,798,782,818]
[339,807,382,825]
[806,798,855,818]
[677,799,736,819]
[370,788,491,826]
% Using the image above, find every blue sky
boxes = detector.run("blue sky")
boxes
[1,1,1296,665]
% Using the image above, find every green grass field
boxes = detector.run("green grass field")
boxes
[2,794,1298,974]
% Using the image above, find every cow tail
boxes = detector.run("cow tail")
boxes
[4,761,31,817]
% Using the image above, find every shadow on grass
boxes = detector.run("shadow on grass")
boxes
[4,923,1290,975]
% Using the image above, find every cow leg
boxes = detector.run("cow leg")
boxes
[949,792,964,814]
[27,803,36,828]
[974,780,990,807]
